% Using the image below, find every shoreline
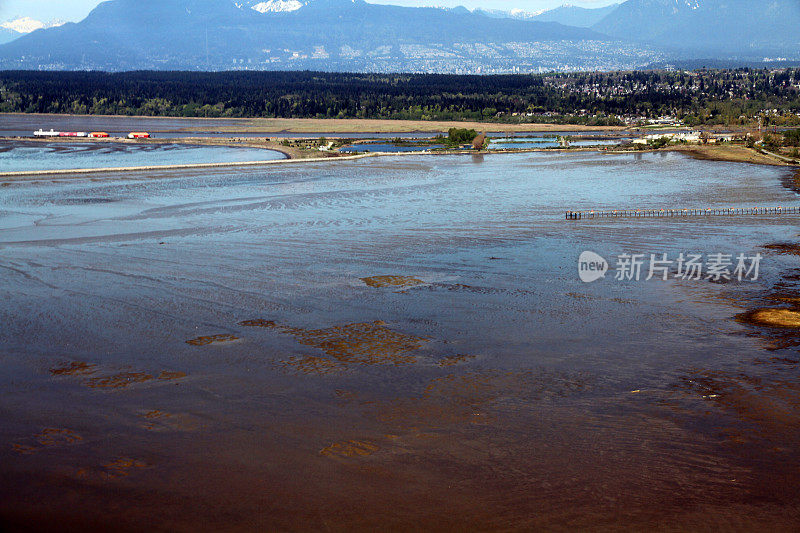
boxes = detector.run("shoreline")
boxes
[0,146,604,180]
[0,153,375,179]
[665,144,797,167]
[2,136,796,182]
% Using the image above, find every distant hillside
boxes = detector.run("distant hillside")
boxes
[593,0,800,57]
[0,0,656,72]
[1,0,797,72]
[0,28,21,45]
[532,4,619,28]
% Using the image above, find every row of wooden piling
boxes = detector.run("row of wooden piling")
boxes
[566,206,800,220]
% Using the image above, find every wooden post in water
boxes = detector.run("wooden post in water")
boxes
[565,205,800,221]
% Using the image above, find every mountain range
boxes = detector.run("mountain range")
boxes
[0,0,797,73]
[0,16,66,45]
[529,4,620,27]
[594,0,800,56]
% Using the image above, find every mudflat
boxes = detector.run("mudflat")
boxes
[1,152,800,531]
[182,117,625,134]
[671,144,794,166]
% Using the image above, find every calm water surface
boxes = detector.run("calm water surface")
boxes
[0,141,285,172]
[0,151,799,531]
[490,137,630,149]
[340,142,446,153]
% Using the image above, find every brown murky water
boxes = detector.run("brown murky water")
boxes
[1,151,800,531]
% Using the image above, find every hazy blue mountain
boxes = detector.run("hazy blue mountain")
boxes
[0,28,21,45]
[474,4,618,27]
[0,0,622,71]
[2,0,796,72]
[532,4,620,27]
[593,0,800,57]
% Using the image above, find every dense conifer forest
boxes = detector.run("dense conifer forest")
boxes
[1,69,798,126]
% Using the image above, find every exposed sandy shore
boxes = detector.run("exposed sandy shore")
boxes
[0,113,623,134]
[667,144,796,167]
[191,118,625,134]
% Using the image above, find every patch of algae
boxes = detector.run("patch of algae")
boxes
[268,320,427,366]
[763,243,800,256]
[12,428,83,455]
[142,410,168,421]
[139,410,200,432]
[360,275,424,288]
[280,355,347,375]
[186,334,239,346]
[773,297,800,305]
[320,440,380,459]
[70,457,151,481]
[741,308,800,328]
[86,372,154,389]
[50,361,187,389]
[102,457,149,478]
[50,361,98,376]
[238,319,277,328]
[158,371,187,381]
[437,354,476,367]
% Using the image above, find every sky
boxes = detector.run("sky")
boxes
[0,0,620,23]
[0,0,108,22]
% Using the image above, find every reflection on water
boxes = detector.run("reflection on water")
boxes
[0,151,799,530]
[0,140,285,172]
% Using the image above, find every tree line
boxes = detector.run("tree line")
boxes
[0,69,798,125]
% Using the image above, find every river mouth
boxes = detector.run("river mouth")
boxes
[1,151,799,530]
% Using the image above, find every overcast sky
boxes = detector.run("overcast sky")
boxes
[0,0,620,23]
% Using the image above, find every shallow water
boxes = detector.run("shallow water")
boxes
[0,141,285,172]
[490,137,629,149]
[340,142,446,153]
[340,134,625,153]
[0,114,245,136]
[1,151,799,530]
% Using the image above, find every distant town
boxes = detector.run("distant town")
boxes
[11,40,670,74]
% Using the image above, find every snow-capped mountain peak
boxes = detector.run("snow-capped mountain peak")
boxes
[509,8,547,19]
[0,17,65,34]
[236,0,305,13]
[1,17,45,34]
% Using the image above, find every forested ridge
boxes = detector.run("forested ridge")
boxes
[1,69,798,126]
